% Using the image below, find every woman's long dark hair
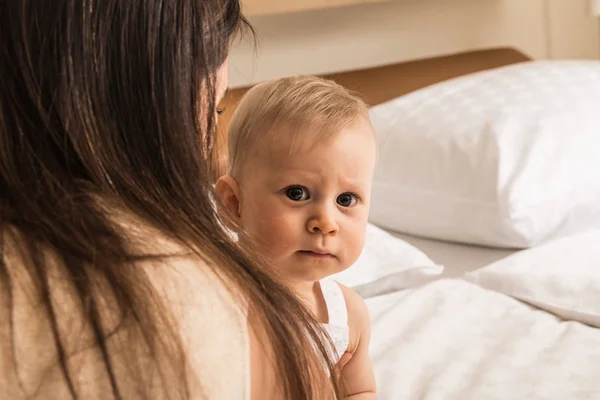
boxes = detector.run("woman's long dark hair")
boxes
[0,1,342,398]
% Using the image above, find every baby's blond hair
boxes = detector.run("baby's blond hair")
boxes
[227,75,370,177]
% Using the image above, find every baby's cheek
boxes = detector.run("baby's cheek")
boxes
[254,215,296,256]
[345,227,367,266]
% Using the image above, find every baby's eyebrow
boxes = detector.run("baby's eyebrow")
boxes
[266,173,316,188]
[338,175,369,187]
[272,168,318,178]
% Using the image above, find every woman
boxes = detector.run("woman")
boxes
[0,1,343,399]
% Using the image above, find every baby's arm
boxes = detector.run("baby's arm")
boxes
[338,284,377,399]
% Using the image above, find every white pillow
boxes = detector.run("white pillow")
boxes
[465,230,600,328]
[331,223,443,298]
[368,60,600,248]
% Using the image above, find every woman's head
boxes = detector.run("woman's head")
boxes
[1,1,341,399]
[1,0,236,205]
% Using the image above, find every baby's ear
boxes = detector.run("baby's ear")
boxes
[215,175,243,225]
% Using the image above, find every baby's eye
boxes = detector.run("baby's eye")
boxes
[285,186,309,201]
[336,193,357,207]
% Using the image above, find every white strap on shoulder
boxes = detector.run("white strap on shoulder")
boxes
[319,279,348,326]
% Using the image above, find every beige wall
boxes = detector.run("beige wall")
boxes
[547,0,600,59]
[229,0,600,88]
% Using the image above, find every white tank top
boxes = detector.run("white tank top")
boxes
[319,278,350,363]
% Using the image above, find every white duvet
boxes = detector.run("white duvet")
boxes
[367,279,600,400]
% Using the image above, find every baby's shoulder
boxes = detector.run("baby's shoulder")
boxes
[334,282,371,341]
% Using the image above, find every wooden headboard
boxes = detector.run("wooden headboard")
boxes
[213,47,531,177]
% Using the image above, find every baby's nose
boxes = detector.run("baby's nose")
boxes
[306,213,339,235]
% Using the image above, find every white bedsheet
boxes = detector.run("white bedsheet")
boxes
[367,279,600,400]
[390,231,516,277]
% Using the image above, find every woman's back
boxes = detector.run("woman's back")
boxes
[1,216,249,399]
[0,0,343,398]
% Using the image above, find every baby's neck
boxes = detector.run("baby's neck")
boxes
[289,279,328,323]
[290,279,319,300]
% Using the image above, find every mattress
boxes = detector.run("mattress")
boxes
[366,278,600,400]
[389,231,516,277]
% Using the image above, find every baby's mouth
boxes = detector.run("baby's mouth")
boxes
[297,250,336,259]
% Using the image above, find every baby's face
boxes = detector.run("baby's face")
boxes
[237,118,376,283]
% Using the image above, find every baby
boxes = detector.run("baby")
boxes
[216,75,377,398]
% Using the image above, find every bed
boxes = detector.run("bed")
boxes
[216,48,600,399]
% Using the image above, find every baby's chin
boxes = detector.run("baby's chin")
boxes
[278,253,351,282]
